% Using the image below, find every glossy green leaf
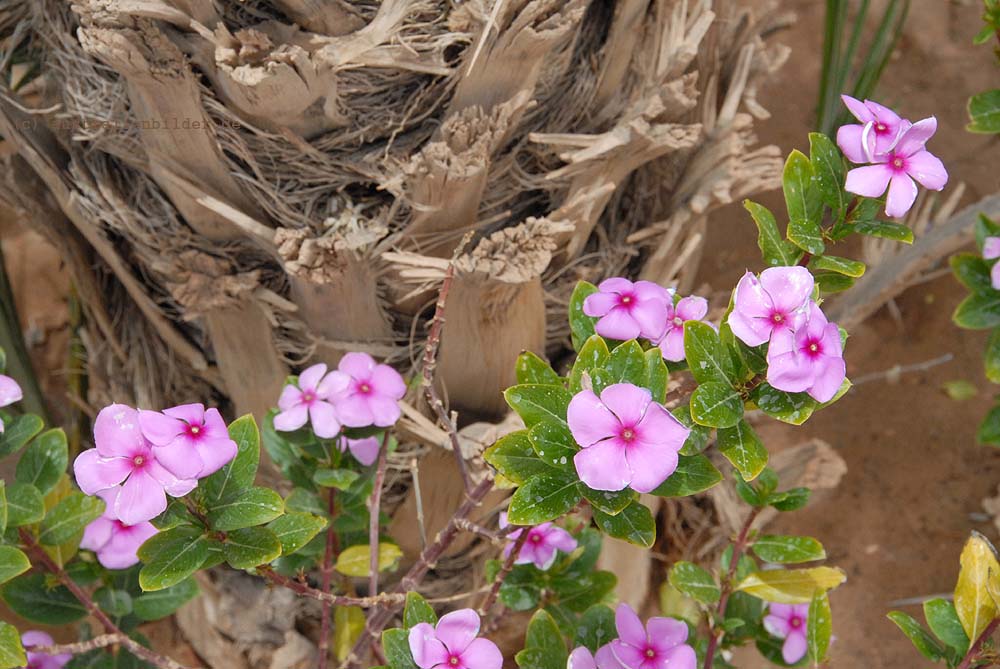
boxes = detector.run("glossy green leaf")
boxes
[888,611,944,661]
[579,484,636,515]
[138,526,210,591]
[516,351,563,386]
[752,383,817,425]
[810,254,866,278]
[809,132,847,216]
[484,431,556,484]
[573,605,616,653]
[784,151,824,255]
[668,561,720,604]
[603,340,646,388]
[717,420,768,480]
[223,526,282,569]
[806,590,832,663]
[133,577,199,621]
[95,587,133,617]
[744,200,800,266]
[504,385,573,428]
[1,572,87,624]
[952,253,994,294]
[769,487,811,512]
[752,535,826,564]
[267,512,327,555]
[569,282,600,351]
[39,492,105,545]
[0,547,29,586]
[202,414,260,503]
[314,468,360,490]
[0,414,43,459]
[683,321,736,385]
[650,454,722,497]
[5,482,42,527]
[978,405,1000,447]
[382,628,417,669]
[0,621,24,669]
[508,472,582,525]
[570,335,610,393]
[968,89,1000,133]
[955,291,1000,330]
[689,382,743,428]
[335,543,403,577]
[592,502,655,548]
[815,272,855,293]
[403,591,437,627]
[529,422,577,469]
[516,609,568,669]
[207,487,284,531]
[853,218,914,243]
[923,597,969,653]
[15,428,67,495]
[642,348,669,403]
[986,330,1000,384]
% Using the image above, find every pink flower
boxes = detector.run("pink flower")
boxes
[274,363,342,438]
[728,268,814,348]
[73,404,197,525]
[583,278,672,341]
[609,603,696,669]
[568,645,625,669]
[766,302,846,403]
[0,374,22,434]
[836,95,909,162]
[325,353,406,428]
[844,117,948,218]
[21,631,71,669]
[984,237,1000,290]
[764,603,810,664]
[338,435,381,466]
[567,383,689,493]
[80,489,158,569]
[408,609,502,669]
[137,403,237,480]
[654,296,709,362]
[499,512,577,570]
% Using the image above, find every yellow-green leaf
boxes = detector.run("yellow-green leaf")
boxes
[734,567,846,604]
[954,532,1000,642]
[335,543,402,577]
[334,606,366,662]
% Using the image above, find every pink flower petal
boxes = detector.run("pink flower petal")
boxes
[782,631,808,665]
[624,439,679,493]
[763,613,792,639]
[151,441,204,480]
[567,390,620,447]
[675,296,708,321]
[568,647,598,669]
[574,439,631,491]
[728,272,773,346]
[610,640,647,669]
[309,400,342,438]
[94,404,146,458]
[345,436,381,466]
[632,280,671,302]
[885,173,918,218]
[819,320,843,358]
[298,363,328,391]
[808,355,846,403]
[658,328,685,362]
[458,638,503,669]
[273,404,309,432]
[162,403,205,426]
[614,603,647,647]
[835,123,869,164]
[528,543,558,570]
[367,396,402,427]
[137,410,183,447]
[600,383,651,427]
[906,150,948,191]
[542,526,578,554]
[317,370,350,399]
[336,394,376,428]
[146,460,197,497]
[631,301,669,341]
[584,290,621,317]
[338,353,375,380]
[21,631,55,649]
[985,237,1000,261]
[73,450,132,495]
[99,522,158,569]
[372,365,407,399]
[408,623,449,669]
[864,99,902,126]
[647,616,688,652]
[595,644,625,669]
[195,436,239,477]
[992,262,1000,291]
[845,164,892,198]
[759,266,814,315]
[841,95,874,123]
[597,277,633,293]
[277,384,304,411]
[635,403,689,452]
[114,469,167,525]
[80,516,114,552]
[0,375,22,407]
[434,609,481,654]
[662,644,697,669]
[894,116,937,157]
[595,307,641,341]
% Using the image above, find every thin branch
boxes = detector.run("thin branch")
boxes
[409,457,427,550]
[316,487,340,669]
[369,432,391,597]
[20,530,193,669]
[851,353,954,386]
[454,518,508,546]
[957,617,1000,669]
[258,567,405,607]
[33,634,131,656]
[479,530,529,618]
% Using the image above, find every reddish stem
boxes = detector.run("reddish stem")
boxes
[316,487,340,669]
[369,432,390,598]
[957,617,1000,669]
[479,529,529,618]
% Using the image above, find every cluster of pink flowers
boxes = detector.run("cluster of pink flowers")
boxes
[73,403,237,568]
[568,604,696,669]
[764,603,811,664]
[0,373,22,434]
[583,278,710,362]
[408,609,502,669]
[837,95,947,218]
[567,383,690,493]
[729,267,846,403]
[274,353,406,444]
[20,630,71,669]
[499,512,577,570]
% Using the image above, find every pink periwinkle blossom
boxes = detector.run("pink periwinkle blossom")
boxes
[80,489,158,569]
[408,609,503,669]
[0,373,21,434]
[728,267,814,348]
[654,296,710,362]
[567,645,624,669]
[609,603,696,669]
[274,363,342,438]
[325,352,406,428]
[836,95,909,162]
[583,278,672,342]
[73,404,197,525]
[764,603,810,665]
[766,302,846,403]
[498,512,577,571]
[137,403,237,480]
[844,117,948,218]
[338,435,381,466]
[567,383,689,493]
[983,237,1000,290]
[21,631,71,669]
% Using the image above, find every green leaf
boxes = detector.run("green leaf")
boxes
[592,501,655,548]
[683,321,736,385]
[0,547,29,586]
[579,484,636,515]
[0,483,6,537]
[95,587,133,617]
[335,605,366,663]
[986,330,1000,384]
[977,214,1000,251]
[516,351,563,386]
[0,621,25,669]
[978,405,1000,447]
[0,414,43,458]
[133,577,199,621]
[313,468,360,490]
[202,414,260,504]
[223,526,282,569]
[809,132,847,216]
[968,89,1000,134]
[15,428,67,495]
[504,385,573,428]
[335,543,403,577]
[550,571,616,614]
[887,611,945,661]
[751,383,817,425]
[508,472,582,525]
[267,512,327,555]
[734,567,846,603]
[138,526,210,592]
[716,420,768,480]
[516,609,568,669]
[382,628,417,669]
[570,335,610,393]
[923,597,970,653]
[952,253,994,294]
[484,431,555,485]
[668,561,720,604]
[207,487,284,531]
[807,590,832,663]
[784,150,824,255]
[815,272,854,294]
[744,200,800,266]
[689,382,743,428]
[569,281,600,351]
[1,572,87,624]
[529,422,577,469]
[853,219,914,243]
[574,605,616,652]
[810,254,866,278]
[642,348,668,403]
[603,340,646,387]
[403,591,437,627]
[955,292,1000,330]
[769,487,811,512]
[39,492,105,545]
[953,532,1000,642]
[752,535,826,564]
[5,482,43,527]
[650,454,722,497]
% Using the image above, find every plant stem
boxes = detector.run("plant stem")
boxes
[478,530,529,618]
[20,530,192,669]
[369,432,390,598]
[34,633,136,656]
[316,487,340,669]
[957,617,1000,669]
[258,567,404,607]
[702,507,761,669]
